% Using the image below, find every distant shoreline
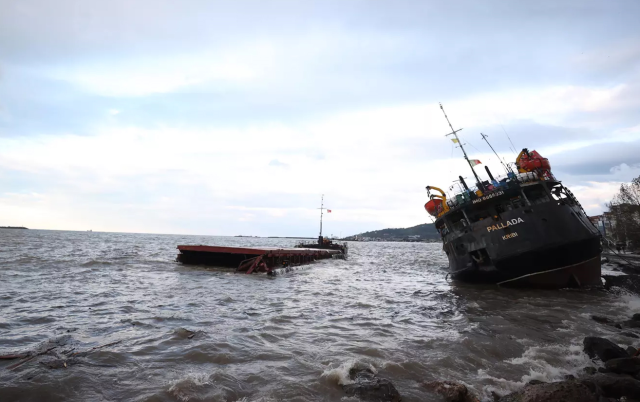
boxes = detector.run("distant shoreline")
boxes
[267,236,315,239]
[0,226,28,229]
[234,236,316,239]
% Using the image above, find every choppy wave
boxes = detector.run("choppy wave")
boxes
[0,230,636,401]
[321,359,378,386]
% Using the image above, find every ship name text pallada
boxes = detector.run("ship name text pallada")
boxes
[487,217,524,232]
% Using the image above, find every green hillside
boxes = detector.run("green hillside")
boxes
[353,223,439,239]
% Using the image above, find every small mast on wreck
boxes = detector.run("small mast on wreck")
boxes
[440,103,485,192]
[318,194,327,244]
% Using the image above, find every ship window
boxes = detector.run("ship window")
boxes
[523,185,550,205]
[447,211,467,232]
[469,209,491,223]
[494,199,519,212]
[435,220,448,237]
[509,197,524,209]
[550,185,575,205]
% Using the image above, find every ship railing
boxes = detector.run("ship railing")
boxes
[445,170,555,210]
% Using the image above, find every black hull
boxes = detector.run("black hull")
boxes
[451,242,601,288]
[441,193,602,288]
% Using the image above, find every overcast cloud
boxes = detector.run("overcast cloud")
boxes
[0,0,639,235]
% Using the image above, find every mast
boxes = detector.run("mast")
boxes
[480,133,511,175]
[440,103,484,191]
[319,194,324,238]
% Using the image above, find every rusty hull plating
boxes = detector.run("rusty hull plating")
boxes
[176,245,341,274]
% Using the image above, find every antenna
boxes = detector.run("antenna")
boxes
[439,103,484,191]
[451,179,465,193]
[500,123,517,155]
[480,133,511,175]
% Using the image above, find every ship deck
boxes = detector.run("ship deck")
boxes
[176,245,341,274]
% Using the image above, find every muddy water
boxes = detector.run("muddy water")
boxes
[0,229,637,401]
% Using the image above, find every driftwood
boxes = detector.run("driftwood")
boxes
[0,353,28,360]
[72,340,121,356]
[7,347,57,370]
[4,339,123,370]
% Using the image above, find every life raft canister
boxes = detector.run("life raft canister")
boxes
[425,199,443,216]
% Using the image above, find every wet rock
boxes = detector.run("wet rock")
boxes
[584,367,598,375]
[592,315,616,326]
[623,321,640,329]
[623,332,640,339]
[586,373,640,399]
[498,381,597,402]
[603,275,640,294]
[598,367,612,373]
[628,346,639,356]
[174,327,203,340]
[342,368,401,402]
[527,380,545,385]
[578,378,603,396]
[564,374,576,381]
[605,357,640,375]
[584,337,629,362]
[632,314,640,321]
[423,380,479,402]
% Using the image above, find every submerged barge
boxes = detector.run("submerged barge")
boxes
[425,104,601,288]
[176,245,341,274]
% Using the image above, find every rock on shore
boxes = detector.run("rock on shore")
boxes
[583,336,629,362]
[342,368,401,402]
[497,380,598,402]
[422,381,479,402]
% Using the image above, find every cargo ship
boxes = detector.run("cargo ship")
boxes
[424,105,601,287]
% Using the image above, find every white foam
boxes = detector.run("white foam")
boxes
[507,343,593,379]
[321,360,377,386]
[620,293,640,314]
[475,341,597,400]
[167,372,212,402]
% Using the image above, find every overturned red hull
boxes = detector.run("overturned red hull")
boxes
[176,245,341,274]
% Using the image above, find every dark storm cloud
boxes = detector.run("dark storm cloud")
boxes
[551,140,640,177]
[2,0,640,138]
[465,121,595,154]
[1,0,639,231]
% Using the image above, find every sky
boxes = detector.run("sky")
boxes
[1,0,639,236]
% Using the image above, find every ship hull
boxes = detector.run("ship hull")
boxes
[451,247,601,287]
[442,191,602,288]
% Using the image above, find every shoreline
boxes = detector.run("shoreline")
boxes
[422,260,640,402]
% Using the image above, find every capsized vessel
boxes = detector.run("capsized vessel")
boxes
[295,195,348,257]
[425,105,601,287]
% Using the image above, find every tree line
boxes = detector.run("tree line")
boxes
[607,174,640,250]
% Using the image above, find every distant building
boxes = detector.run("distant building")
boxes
[589,213,615,238]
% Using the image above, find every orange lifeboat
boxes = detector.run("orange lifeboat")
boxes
[516,149,551,173]
[425,198,443,216]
